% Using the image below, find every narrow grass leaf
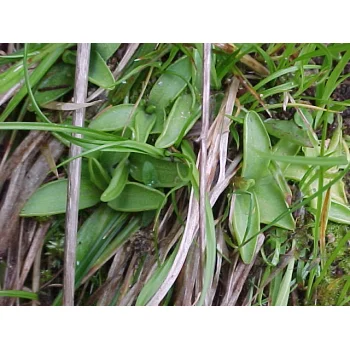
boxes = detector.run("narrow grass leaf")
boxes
[0,290,38,300]
[0,44,70,122]
[274,254,295,306]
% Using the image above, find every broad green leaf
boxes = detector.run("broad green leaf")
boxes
[192,48,203,92]
[92,43,121,61]
[328,201,350,224]
[284,162,310,181]
[101,156,129,202]
[272,138,301,173]
[264,119,312,147]
[149,56,192,133]
[89,50,115,89]
[21,178,102,216]
[28,62,75,110]
[88,157,111,191]
[155,94,199,148]
[149,56,192,111]
[294,108,313,129]
[129,153,189,188]
[99,151,129,174]
[107,182,165,212]
[253,174,295,230]
[88,104,138,131]
[135,110,156,143]
[242,111,271,180]
[330,180,348,205]
[229,190,260,264]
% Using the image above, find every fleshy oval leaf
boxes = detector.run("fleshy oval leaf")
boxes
[149,56,192,111]
[101,157,129,202]
[155,94,199,149]
[21,178,102,217]
[89,104,141,131]
[253,174,295,230]
[242,111,271,180]
[264,119,312,147]
[129,153,189,188]
[89,50,115,89]
[229,190,260,264]
[107,182,165,212]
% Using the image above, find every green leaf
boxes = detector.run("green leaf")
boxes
[88,104,139,131]
[294,108,314,129]
[135,110,156,143]
[129,153,189,188]
[328,201,350,224]
[149,56,192,110]
[149,55,192,133]
[107,182,165,212]
[264,119,312,147]
[253,174,295,230]
[21,178,102,216]
[229,190,260,264]
[272,138,301,173]
[242,111,271,180]
[101,156,129,202]
[155,94,199,148]
[89,50,115,89]
[92,43,121,61]
[88,157,111,191]
[99,151,129,174]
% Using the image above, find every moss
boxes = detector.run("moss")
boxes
[316,223,350,305]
